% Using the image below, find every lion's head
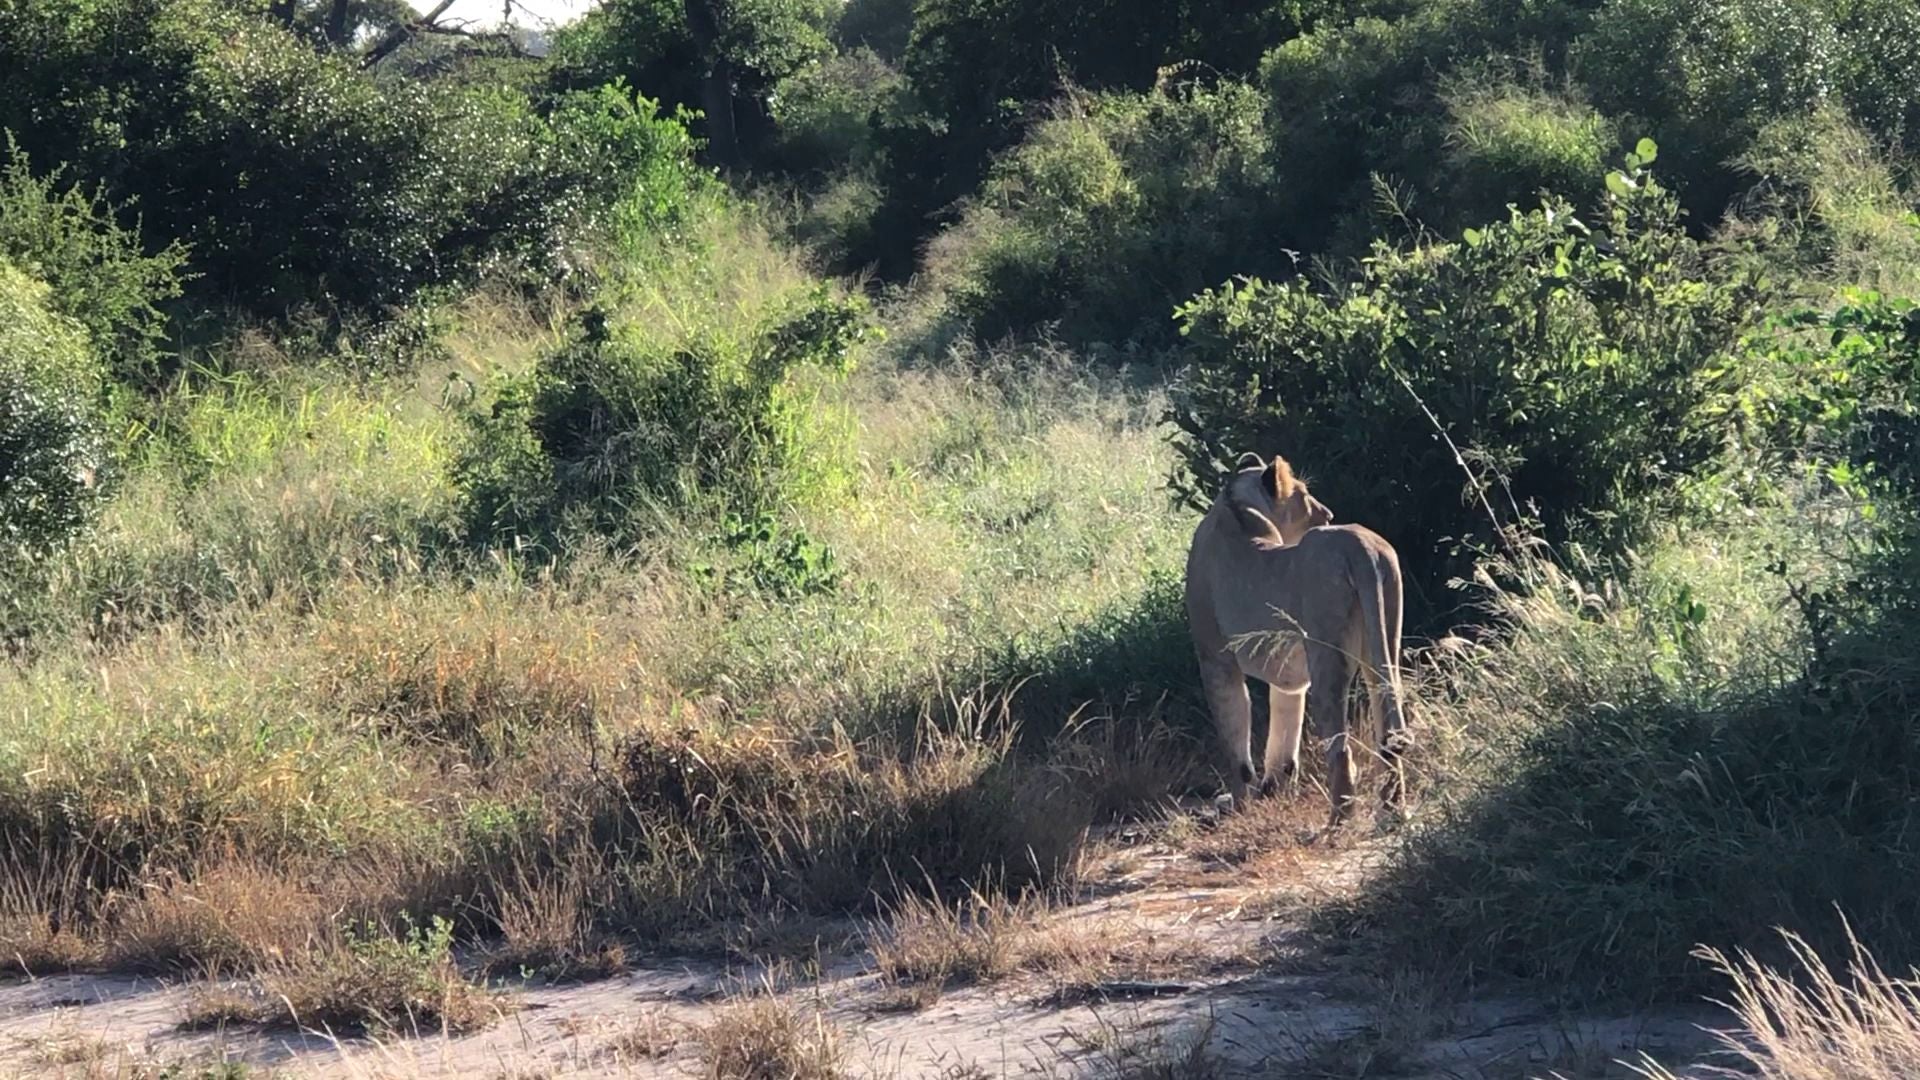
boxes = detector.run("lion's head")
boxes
[1223,452,1332,549]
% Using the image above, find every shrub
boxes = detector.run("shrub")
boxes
[611,712,1093,933]
[1829,0,1920,148]
[933,83,1277,349]
[903,0,1353,152]
[1442,79,1616,230]
[835,0,914,58]
[695,994,843,1080]
[1257,12,1450,253]
[1337,286,1920,1000]
[1573,0,1841,212]
[1727,108,1920,295]
[547,0,834,162]
[1168,146,1764,616]
[0,0,700,325]
[768,47,906,176]
[783,168,888,271]
[0,142,186,383]
[237,915,498,1035]
[0,261,109,560]
[453,283,872,543]
[1735,286,1920,512]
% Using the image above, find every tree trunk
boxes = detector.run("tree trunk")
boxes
[326,0,351,47]
[681,0,739,169]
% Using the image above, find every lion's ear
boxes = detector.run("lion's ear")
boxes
[1265,456,1297,500]
[1234,451,1264,472]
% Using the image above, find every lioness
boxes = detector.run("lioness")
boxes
[1183,454,1409,823]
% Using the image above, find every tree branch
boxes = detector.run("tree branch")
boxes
[359,0,457,68]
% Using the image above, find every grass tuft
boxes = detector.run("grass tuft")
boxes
[695,991,844,1080]
[192,916,501,1037]
[1635,918,1920,1080]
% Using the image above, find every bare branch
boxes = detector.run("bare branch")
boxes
[359,0,457,68]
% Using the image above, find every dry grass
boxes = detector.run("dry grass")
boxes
[600,1008,682,1066]
[7,1030,259,1080]
[103,860,330,975]
[865,887,1031,1007]
[0,242,1216,1034]
[0,851,100,974]
[480,861,628,983]
[864,876,1250,1010]
[694,991,844,1080]
[1052,1011,1227,1080]
[1634,920,1920,1080]
[184,917,502,1037]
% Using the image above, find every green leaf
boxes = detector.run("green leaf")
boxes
[1605,171,1635,198]
[1634,137,1658,164]
[1462,227,1484,248]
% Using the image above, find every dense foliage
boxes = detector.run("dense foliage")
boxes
[0,0,696,325]
[1170,146,1764,611]
[0,145,186,383]
[0,262,108,558]
[817,0,1920,346]
[1347,287,1920,998]
[934,84,1278,348]
[454,285,872,543]
[548,0,835,164]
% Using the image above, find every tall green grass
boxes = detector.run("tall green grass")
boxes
[1340,486,1920,1001]
[0,244,1203,982]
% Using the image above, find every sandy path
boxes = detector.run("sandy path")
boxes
[0,820,1732,1079]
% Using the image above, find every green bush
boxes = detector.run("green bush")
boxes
[0,0,699,326]
[0,142,187,384]
[1737,286,1920,500]
[547,0,834,162]
[935,83,1277,348]
[1169,147,1763,615]
[1829,0,1920,147]
[454,285,873,543]
[1343,299,1920,993]
[835,0,915,58]
[768,47,906,176]
[1573,0,1840,212]
[1442,79,1617,230]
[854,0,1389,283]
[1230,0,1920,277]
[903,0,1356,154]
[1726,108,1920,296]
[1257,12,1448,253]
[0,261,109,559]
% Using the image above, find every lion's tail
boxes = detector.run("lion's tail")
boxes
[1352,543,1410,791]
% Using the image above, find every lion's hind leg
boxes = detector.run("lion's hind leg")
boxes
[1367,668,1410,815]
[1304,639,1358,826]
[1197,652,1257,808]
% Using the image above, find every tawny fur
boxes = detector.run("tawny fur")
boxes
[1184,455,1408,823]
